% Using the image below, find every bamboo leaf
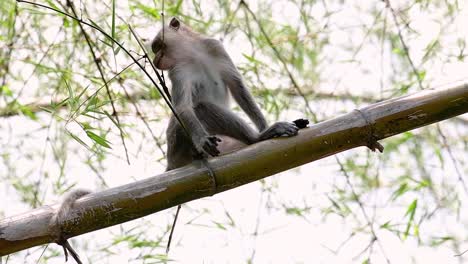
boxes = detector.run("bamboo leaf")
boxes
[86,130,112,149]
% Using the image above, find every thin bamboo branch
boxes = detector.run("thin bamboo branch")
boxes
[1,82,467,255]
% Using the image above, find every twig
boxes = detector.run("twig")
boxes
[166,204,181,254]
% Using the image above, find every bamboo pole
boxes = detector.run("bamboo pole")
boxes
[1,83,467,255]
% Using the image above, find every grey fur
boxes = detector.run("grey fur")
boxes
[51,189,92,232]
[48,189,91,264]
[153,18,300,253]
[151,18,299,170]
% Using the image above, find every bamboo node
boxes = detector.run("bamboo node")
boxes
[354,109,384,153]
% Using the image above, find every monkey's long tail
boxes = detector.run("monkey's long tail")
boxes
[166,204,182,254]
[61,239,83,264]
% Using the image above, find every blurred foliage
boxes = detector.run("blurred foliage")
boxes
[0,0,467,263]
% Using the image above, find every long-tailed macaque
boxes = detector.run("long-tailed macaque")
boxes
[152,17,301,253]
[152,17,299,171]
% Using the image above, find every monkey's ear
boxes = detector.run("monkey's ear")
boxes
[169,17,180,30]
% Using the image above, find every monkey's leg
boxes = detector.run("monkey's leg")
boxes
[194,101,260,144]
[165,116,196,171]
[195,101,298,144]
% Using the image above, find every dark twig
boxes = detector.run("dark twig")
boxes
[454,248,468,257]
[166,204,181,254]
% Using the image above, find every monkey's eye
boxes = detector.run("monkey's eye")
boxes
[152,39,165,53]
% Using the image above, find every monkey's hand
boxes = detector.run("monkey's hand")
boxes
[196,135,222,157]
[259,122,299,141]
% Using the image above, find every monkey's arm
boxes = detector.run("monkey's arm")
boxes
[217,73,299,142]
[225,72,268,132]
[170,73,221,156]
[204,39,268,131]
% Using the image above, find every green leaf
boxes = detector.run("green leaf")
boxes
[131,3,159,18]
[242,54,263,65]
[85,94,100,112]
[19,105,37,120]
[392,47,405,55]
[99,38,113,48]
[430,236,454,246]
[404,199,418,217]
[44,0,61,12]
[68,132,90,150]
[417,70,426,81]
[173,0,183,13]
[422,39,439,63]
[111,0,116,40]
[81,122,92,130]
[212,221,227,230]
[86,130,112,149]
[380,220,391,229]
[391,183,409,201]
[403,199,418,239]
[0,85,13,96]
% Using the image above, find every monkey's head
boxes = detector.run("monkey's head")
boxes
[151,17,200,70]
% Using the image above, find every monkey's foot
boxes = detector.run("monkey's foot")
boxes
[259,122,299,141]
[293,118,309,129]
